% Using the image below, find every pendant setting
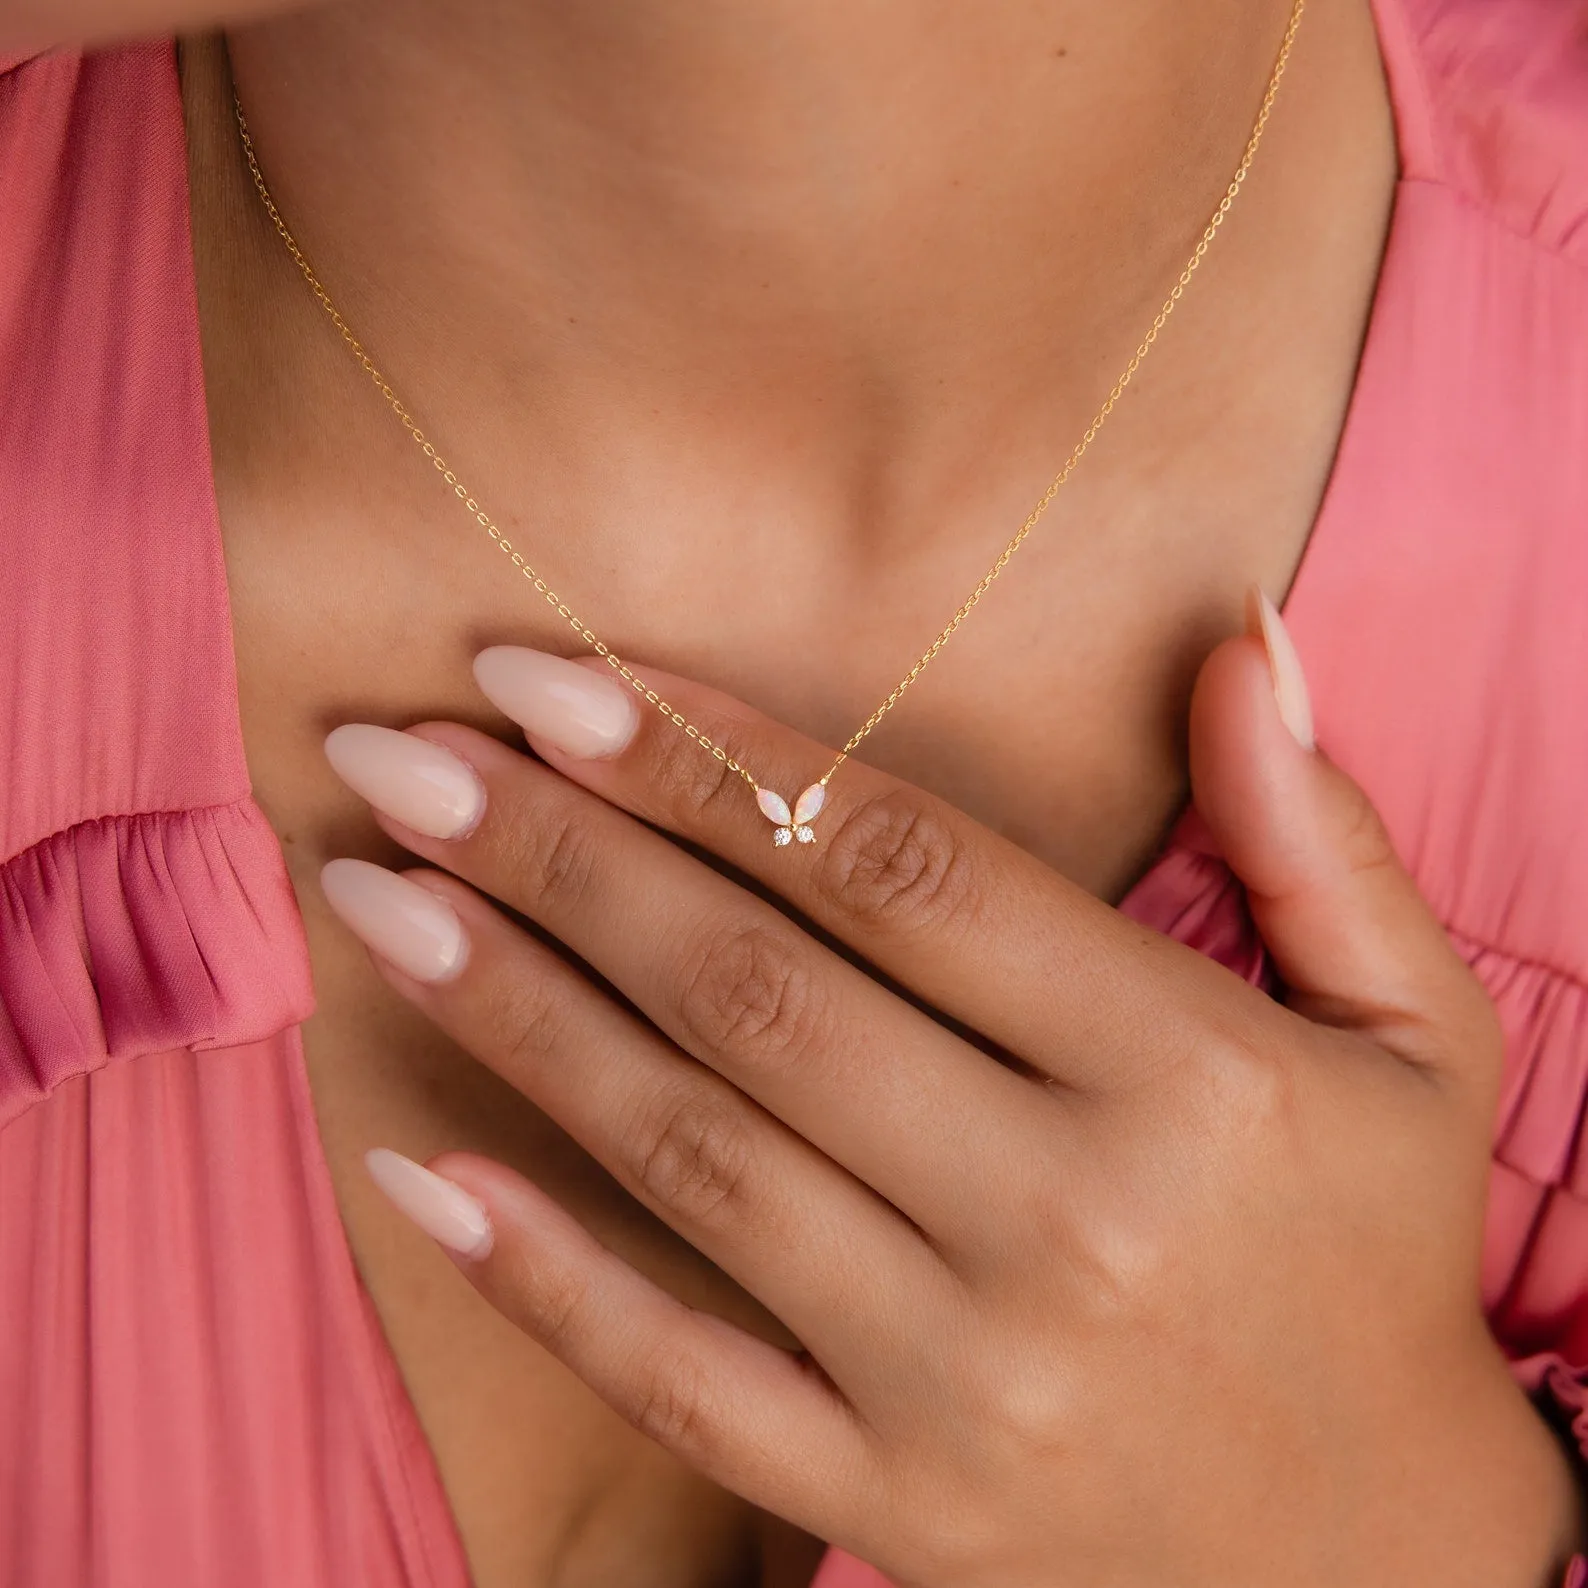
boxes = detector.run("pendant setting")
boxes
[756,783,826,847]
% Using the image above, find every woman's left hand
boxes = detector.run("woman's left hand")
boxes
[321,595,1584,1588]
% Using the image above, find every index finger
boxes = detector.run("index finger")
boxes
[472,646,1234,1082]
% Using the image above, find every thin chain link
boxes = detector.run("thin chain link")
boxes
[233,0,1303,801]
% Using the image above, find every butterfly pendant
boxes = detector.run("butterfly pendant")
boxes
[756,783,826,847]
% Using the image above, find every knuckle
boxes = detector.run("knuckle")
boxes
[528,1265,600,1359]
[973,1356,1074,1455]
[529,813,603,910]
[627,1085,763,1231]
[893,1332,1079,1510]
[1062,1210,1174,1341]
[1337,779,1400,879]
[495,971,572,1077]
[676,923,825,1071]
[817,790,978,938]
[1197,1017,1301,1153]
[498,805,603,912]
[646,722,742,824]
[628,1346,719,1459]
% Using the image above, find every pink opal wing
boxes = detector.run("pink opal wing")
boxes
[756,788,792,826]
[792,783,826,825]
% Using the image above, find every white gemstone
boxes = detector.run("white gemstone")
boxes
[771,826,792,847]
[756,788,792,826]
[792,783,826,826]
[794,825,816,843]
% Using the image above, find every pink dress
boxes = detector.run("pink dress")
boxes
[1,1,1585,1581]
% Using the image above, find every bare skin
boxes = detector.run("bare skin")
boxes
[155,2,1398,1582]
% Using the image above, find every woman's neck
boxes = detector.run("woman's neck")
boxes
[223,0,1300,525]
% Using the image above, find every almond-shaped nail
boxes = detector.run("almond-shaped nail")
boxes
[365,1148,494,1259]
[320,858,470,982]
[473,646,639,759]
[1248,584,1316,751]
[324,724,486,838]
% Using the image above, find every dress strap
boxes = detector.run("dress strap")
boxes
[0,43,252,864]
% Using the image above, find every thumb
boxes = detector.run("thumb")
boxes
[1188,586,1498,1081]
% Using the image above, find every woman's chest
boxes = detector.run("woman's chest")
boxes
[208,330,1380,1584]
[184,12,1399,1579]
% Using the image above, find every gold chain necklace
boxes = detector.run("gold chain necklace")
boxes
[233,0,1304,850]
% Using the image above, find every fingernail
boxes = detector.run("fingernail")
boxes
[1247,584,1316,751]
[472,646,639,759]
[319,858,470,982]
[365,1148,494,1259]
[324,724,486,839]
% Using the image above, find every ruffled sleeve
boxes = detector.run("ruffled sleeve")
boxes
[0,801,316,1131]
[0,43,316,1129]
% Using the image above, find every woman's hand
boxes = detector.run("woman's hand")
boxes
[320,592,1584,1587]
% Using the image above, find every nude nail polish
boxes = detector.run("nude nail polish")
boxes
[365,1148,494,1259]
[319,858,470,982]
[1248,584,1316,751]
[472,646,639,758]
[324,724,486,838]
